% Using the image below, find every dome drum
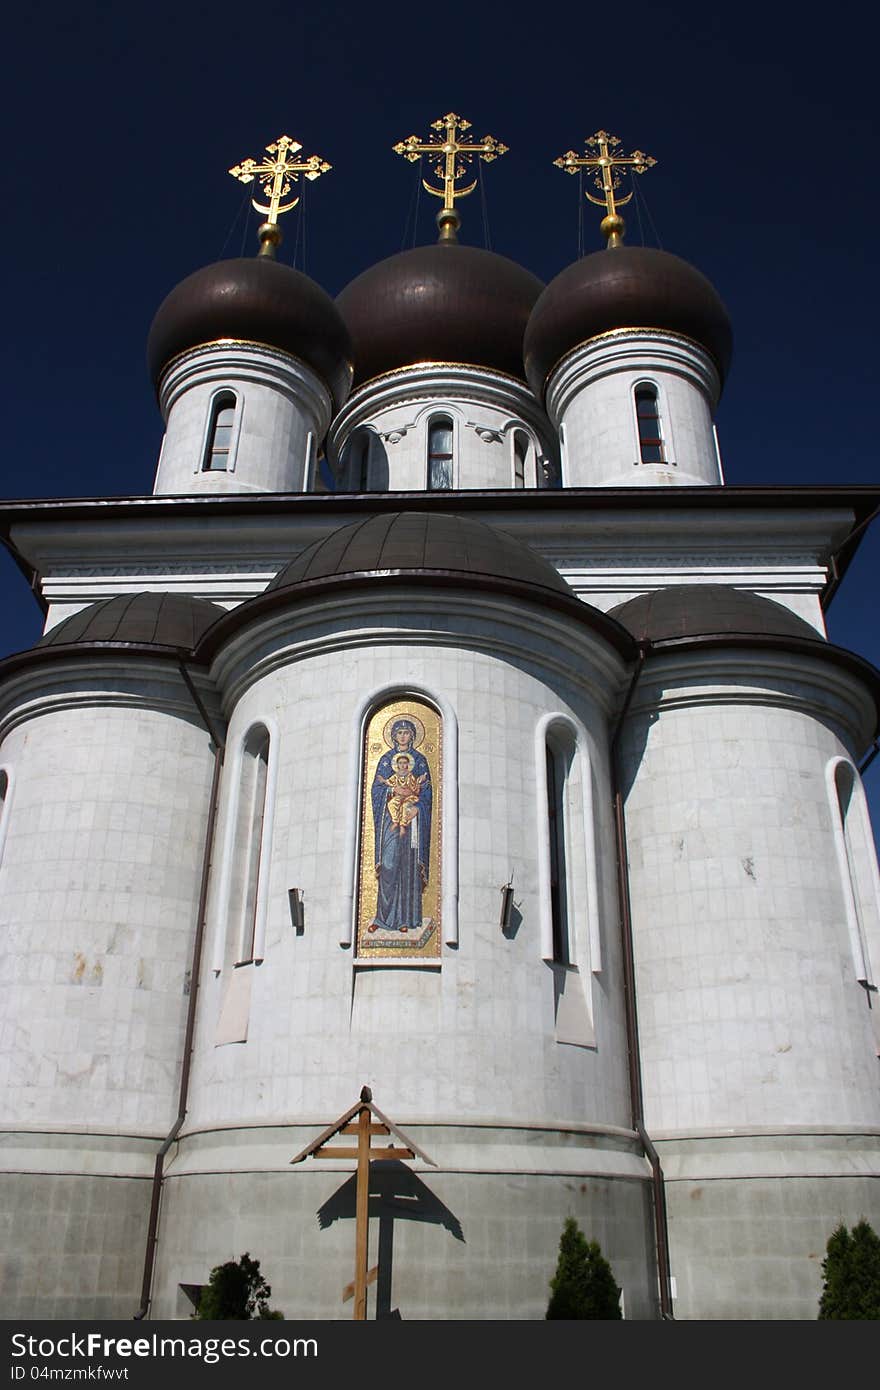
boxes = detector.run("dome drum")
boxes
[327,364,559,492]
[153,341,333,496]
[547,330,724,488]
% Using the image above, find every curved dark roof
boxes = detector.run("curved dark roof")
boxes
[147,257,353,410]
[523,246,733,399]
[609,585,821,644]
[335,243,544,387]
[268,512,572,596]
[39,592,223,650]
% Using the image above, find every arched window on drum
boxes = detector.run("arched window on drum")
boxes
[634,383,665,465]
[427,416,454,490]
[203,391,238,472]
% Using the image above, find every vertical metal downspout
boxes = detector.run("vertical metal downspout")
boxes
[610,646,675,1319]
[133,663,225,1319]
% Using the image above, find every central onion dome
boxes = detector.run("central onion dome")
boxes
[147,257,354,410]
[524,246,733,400]
[335,243,544,388]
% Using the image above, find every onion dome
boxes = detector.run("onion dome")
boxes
[335,244,544,387]
[147,258,354,410]
[609,586,820,644]
[523,246,733,400]
[268,511,571,596]
[39,592,223,651]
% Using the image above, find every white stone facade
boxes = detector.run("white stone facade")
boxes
[1,252,879,1322]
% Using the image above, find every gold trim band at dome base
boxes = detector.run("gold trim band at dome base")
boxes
[542,327,719,393]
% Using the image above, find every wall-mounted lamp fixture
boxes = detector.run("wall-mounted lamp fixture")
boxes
[289,888,305,934]
[499,878,515,931]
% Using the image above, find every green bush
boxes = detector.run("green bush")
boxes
[196,1252,284,1320]
[818,1220,880,1319]
[546,1218,622,1319]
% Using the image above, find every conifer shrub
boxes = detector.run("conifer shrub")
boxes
[818,1220,880,1319]
[196,1252,284,1320]
[546,1217,622,1319]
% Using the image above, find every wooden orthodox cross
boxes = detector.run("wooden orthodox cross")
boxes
[290,1086,435,1320]
[228,133,331,256]
[393,112,507,239]
[553,130,656,246]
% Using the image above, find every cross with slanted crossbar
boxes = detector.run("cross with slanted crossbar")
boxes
[290,1087,435,1320]
[228,134,331,256]
[553,130,656,247]
[393,112,507,241]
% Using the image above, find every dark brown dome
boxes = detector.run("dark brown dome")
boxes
[147,257,353,410]
[524,246,733,399]
[609,586,819,644]
[39,592,223,650]
[336,243,544,387]
[268,512,572,595]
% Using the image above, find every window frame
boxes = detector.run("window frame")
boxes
[199,389,241,475]
[632,381,671,467]
[426,414,455,491]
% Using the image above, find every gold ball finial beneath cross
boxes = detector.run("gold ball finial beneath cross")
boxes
[393,112,508,242]
[229,133,332,259]
[554,130,656,248]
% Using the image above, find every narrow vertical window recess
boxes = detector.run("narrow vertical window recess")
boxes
[203,393,237,472]
[355,432,371,491]
[830,761,880,1044]
[635,384,666,464]
[234,725,270,965]
[546,739,570,966]
[538,720,596,1047]
[0,768,9,868]
[427,417,453,490]
[513,431,528,489]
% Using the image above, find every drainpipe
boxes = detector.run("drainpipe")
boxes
[133,662,225,1319]
[609,646,675,1320]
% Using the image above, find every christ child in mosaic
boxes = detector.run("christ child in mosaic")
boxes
[377,753,426,833]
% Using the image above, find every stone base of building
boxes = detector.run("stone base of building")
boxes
[658,1131,880,1319]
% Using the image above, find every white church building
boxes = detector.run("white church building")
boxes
[0,126,878,1321]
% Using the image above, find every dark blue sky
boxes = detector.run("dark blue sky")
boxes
[2,2,878,776]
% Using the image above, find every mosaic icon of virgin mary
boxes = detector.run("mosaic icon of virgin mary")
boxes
[368,717,433,939]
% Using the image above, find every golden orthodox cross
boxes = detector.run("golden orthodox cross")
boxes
[290,1087,434,1320]
[229,134,331,257]
[393,112,508,240]
[553,130,656,247]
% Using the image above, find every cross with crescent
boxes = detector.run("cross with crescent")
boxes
[553,130,656,247]
[229,134,331,256]
[393,112,508,240]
